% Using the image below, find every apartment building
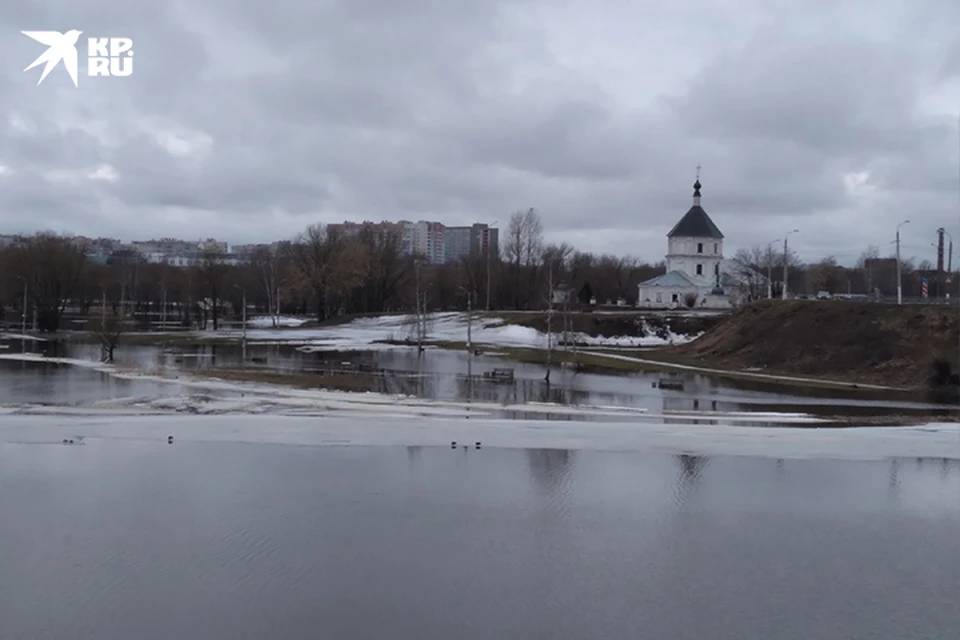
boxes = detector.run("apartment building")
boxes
[328,219,496,264]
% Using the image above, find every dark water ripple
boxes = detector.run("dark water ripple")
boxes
[0,442,958,639]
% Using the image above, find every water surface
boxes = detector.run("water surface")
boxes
[1,441,957,639]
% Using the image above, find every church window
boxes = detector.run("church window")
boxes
[714,243,718,253]
[672,293,679,302]
[697,243,703,253]
[656,293,662,303]
[696,264,703,275]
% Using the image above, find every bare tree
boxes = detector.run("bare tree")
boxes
[808,256,844,293]
[88,312,130,363]
[503,208,545,309]
[732,248,767,302]
[198,247,230,330]
[10,233,87,332]
[250,244,284,326]
[291,224,339,321]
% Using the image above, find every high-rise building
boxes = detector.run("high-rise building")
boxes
[327,219,496,265]
[444,223,499,263]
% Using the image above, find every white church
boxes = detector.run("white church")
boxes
[637,175,758,309]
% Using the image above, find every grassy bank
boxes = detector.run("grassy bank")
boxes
[675,300,960,388]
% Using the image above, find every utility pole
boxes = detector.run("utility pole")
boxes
[275,280,285,328]
[896,220,910,305]
[545,266,554,384]
[466,290,472,351]
[233,285,247,362]
[415,260,423,353]
[782,229,799,300]
[19,278,27,352]
[767,239,780,299]
[486,221,497,311]
[161,283,167,331]
[21,281,28,336]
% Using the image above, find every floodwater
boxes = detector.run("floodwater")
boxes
[0,360,187,405]
[0,441,957,639]
[2,336,953,421]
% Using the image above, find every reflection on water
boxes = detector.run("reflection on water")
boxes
[0,361,187,405]
[0,442,957,640]
[2,337,956,419]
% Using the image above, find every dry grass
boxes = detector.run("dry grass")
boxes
[672,300,960,387]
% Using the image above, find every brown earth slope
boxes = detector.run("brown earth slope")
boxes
[672,300,959,387]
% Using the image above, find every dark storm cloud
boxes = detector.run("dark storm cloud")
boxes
[0,0,959,262]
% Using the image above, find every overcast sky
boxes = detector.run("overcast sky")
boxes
[2,0,960,265]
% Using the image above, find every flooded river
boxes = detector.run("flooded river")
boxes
[1,336,952,421]
[1,440,957,639]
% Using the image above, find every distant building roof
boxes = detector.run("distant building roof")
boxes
[639,271,698,287]
[667,177,724,239]
[668,206,724,239]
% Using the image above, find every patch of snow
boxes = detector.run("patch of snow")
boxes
[247,315,310,328]
[0,333,48,342]
[204,312,699,352]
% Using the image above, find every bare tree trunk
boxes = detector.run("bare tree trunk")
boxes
[545,266,553,384]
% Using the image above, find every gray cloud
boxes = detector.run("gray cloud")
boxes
[0,0,959,263]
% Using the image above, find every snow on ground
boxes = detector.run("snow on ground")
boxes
[246,315,310,328]
[0,333,49,342]
[217,312,697,351]
[1,414,957,461]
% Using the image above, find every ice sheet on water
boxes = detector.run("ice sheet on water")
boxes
[246,316,310,328]
[1,414,957,462]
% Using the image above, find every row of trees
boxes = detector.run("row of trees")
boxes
[0,210,664,332]
[0,209,949,333]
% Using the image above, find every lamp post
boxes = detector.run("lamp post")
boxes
[781,229,799,300]
[233,284,247,361]
[486,220,498,311]
[458,286,473,352]
[15,276,27,353]
[896,220,910,305]
[767,238,780,299]
[275,277,287,328]
[15,276,27,337]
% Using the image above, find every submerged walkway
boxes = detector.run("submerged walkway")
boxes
[581,351,904,392]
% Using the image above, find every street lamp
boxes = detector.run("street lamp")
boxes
[14,275,27,352]
[486,220,498,311]
[781,230,799,300]
[766,238,780,299]
[233,284,247,361]
[896,220,910,305]
[458,286,473,352]
[274,277,287,328]
[14,276,27,337]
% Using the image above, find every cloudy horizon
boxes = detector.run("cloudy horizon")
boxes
[2,0,960,266]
